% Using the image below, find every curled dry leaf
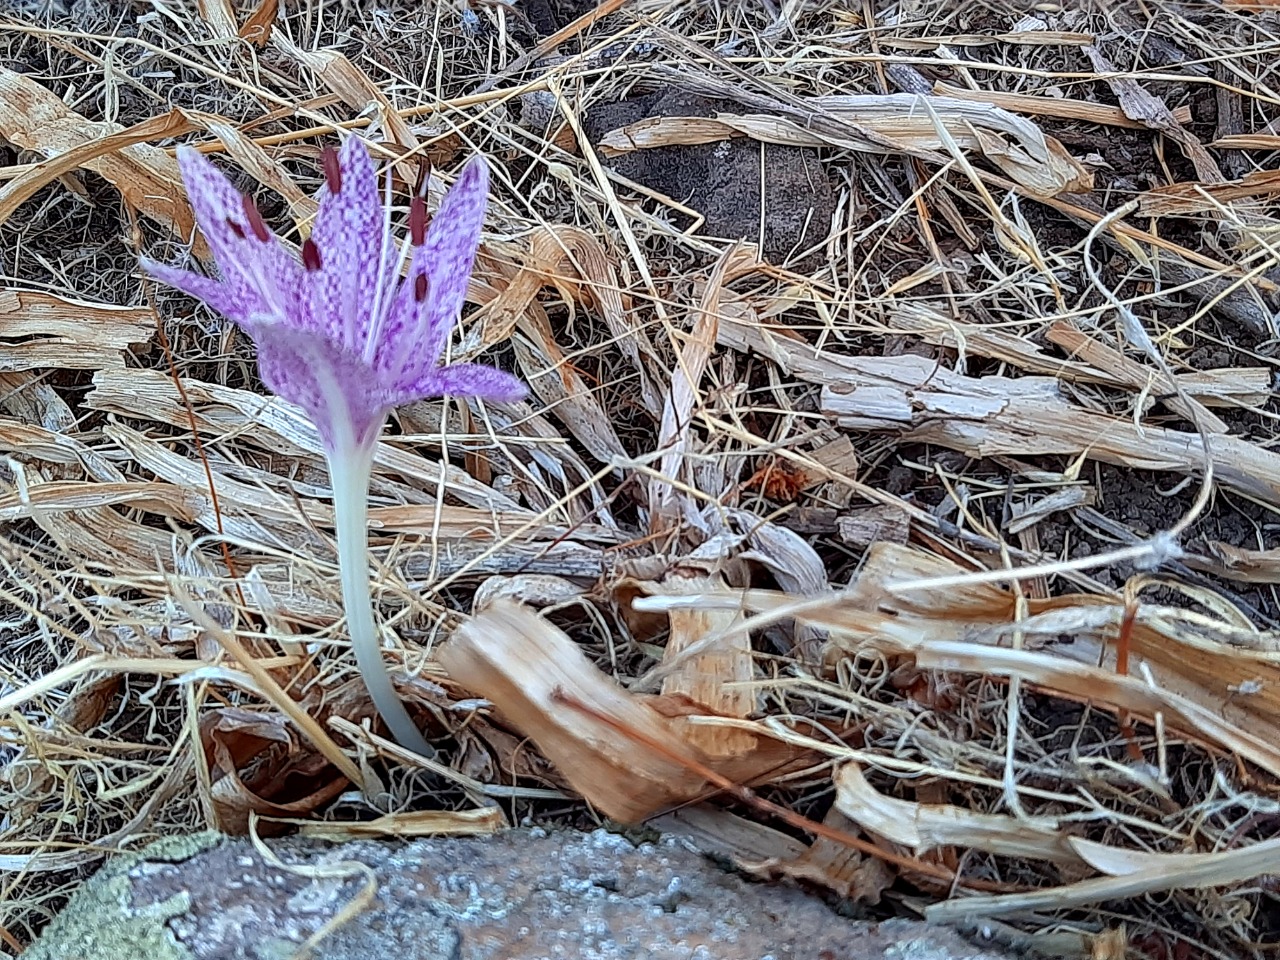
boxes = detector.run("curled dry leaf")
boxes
[598,93,1091,197]
[731,509,827,661]
[812,544,1280,767]
[200,708,347,835]
[758,807,896,906]
[1082,44,1222,183]
[440,600,808,823]
[834,763,1086,870]
[238,0,279,45]
[0,70,198,243]
[478,225,656,412]
[473,573,587,612]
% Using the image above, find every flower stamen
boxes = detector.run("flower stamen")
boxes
[323,147,342,193]
[414,273,429,303]
[302,238,322,272]
[409,195,427,247]
[361,163,398,364]
[241,195,271,243]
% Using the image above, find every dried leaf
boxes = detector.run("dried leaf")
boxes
[440,601,806,823]
[649,804,808,864]
[837,505,911,548]
[1082,45,1222,182]
[768,807,896,905]
[201,708,346,835]
[474,574,587,611]
[294,807,507,839]
[0,77,199,246]
[86,368,522,510]
[637,542,1280,777]
[479,226,657,412]
[202,119,315,227]
[279,41,418,154]
[650,245,733,530]
[239,0,279,45]
[599,93,1091,197]
[834,763,1085,868]
[196,0,238,40]
[928,833,1280,922]
[1006,485,1094,534]
[1138,168,1280,217]
[1045,320,1241,430]
[718,311,1280,509]
[658,561,757,759]
[934,80,1193,130]
[1191,541,1280,584]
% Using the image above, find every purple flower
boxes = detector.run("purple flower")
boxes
[145,138,527,760]
[145,137,526,449]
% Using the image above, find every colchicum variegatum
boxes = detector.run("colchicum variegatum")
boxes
[145,137,527,757]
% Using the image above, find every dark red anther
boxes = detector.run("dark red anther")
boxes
[409,195,427,246]
[322,147,342,193]
[301,237,322,272]
[415,156,432,198]
[241,194,271,243]
[414,272,428,303]
[226,218,246,240]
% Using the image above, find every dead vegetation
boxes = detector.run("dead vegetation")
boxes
[3,0,1280,957]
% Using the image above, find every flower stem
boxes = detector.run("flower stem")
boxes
[329,445,437,759]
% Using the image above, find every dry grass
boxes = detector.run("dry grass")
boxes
[2,0,1280,957]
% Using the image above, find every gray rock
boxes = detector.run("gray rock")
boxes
[24,828,1015,960]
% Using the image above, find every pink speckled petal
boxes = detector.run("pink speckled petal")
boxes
[378,156,489,386]
[140,257,245,321]
[247,322,392,450]
[308,137,395,355]
[395,362,528,405]
[175,147,301,324]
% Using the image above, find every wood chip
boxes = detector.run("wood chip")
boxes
[0,291,153,372]
[440,600,808,823]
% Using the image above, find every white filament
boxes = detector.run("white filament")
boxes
[363,164,408,367]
